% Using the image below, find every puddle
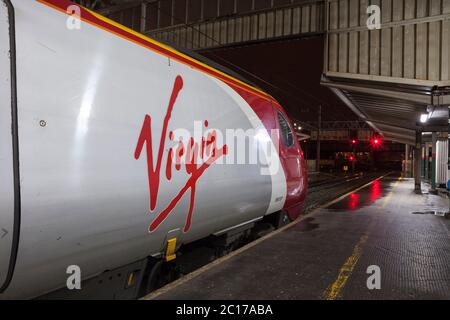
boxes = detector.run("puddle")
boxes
[411,210,448,217]
[294,217,319,232]
[411,211,436,215]
[327,179,391,212]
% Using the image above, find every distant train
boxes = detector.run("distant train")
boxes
[0,0,307,299]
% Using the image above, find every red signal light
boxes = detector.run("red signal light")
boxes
[371,137,382,147]
[351,139,357,145]
[349,155,354,161]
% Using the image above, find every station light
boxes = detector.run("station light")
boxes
[420,114,428,123]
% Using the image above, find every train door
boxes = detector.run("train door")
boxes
[0,0,18,292]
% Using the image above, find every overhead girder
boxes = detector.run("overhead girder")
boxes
[322,76,449,145]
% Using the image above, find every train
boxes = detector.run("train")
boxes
[0,0,307,299]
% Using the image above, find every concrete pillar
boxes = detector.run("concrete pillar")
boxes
[431,132,437,193]
[414,131,422,194]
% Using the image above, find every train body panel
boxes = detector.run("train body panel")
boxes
[0,0,306,299]
[0,1,16,291]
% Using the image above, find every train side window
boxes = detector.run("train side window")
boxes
[277,111,294,148]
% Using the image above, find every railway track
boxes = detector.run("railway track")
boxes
[304,171,388,213]
[308,173,365,193]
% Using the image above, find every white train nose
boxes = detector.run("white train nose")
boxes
[0,0,17,293]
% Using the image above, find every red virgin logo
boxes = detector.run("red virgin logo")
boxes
[134,75,228,233]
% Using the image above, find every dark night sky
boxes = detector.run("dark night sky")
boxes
[200,36,359,124]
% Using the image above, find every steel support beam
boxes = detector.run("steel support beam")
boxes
[323,81,433,106]
[414,130,422,194]
[404,144,410,178]
[315,105,321,172]
[431,132,437,193]
[447,106,450,213]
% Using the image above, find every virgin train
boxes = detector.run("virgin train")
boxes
[0,0,307,299]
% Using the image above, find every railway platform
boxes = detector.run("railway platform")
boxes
[144,174,450,300]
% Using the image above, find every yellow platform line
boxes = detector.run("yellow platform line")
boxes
[382,176,403,208]
[323,233,369,300]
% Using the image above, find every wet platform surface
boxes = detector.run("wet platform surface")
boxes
[147,174,450,300]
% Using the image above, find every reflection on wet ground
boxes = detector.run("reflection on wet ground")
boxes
[293,217,319,232]
[326,176,399,212]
